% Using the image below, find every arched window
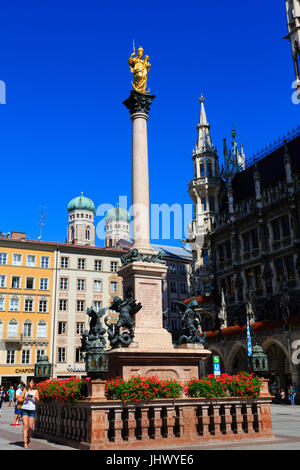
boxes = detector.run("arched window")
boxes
[86,227,90,240]
[71,226,75,240]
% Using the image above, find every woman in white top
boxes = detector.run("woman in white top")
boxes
[18,379,40,448]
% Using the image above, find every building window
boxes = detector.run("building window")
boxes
[94,280,102,292]
[39,278,49,290]
[285,256,296,280]
[78,258,86,270]
[75,347,84,363]
[37,321,47,338]
[41,256,50,268]
[111,261,118,272]
[11,276,21,289]
[58,347,66,363]
[95,260,102,271]
[225,241,232,260]
[251,229,259,250]
[58,322,67,334]
[94,301,102,312]
[209,196,215,211]
[281,215,291,238]
[180,283,186,294]
[275,259,285,282]
[9,298,19,311]
[0,253,8,265]
[27,255,36,267]
[39,299,48,313]
[0,297,4,311]
[36,349,45,361]
[61,257,69,269]
[243,233,251,252]
[201,197,207,212]
[200,163,205,177]
[60,278,68,290]
[85,228,90,240]
[0,321,3,338]
[170,301,177,312]
[7,320,18,337]
[110,281,118,293]
[24,299,33,312]
[6,350,15,364]
[218,244,224,262]
[201,248,208,266]
[272,220,281,241]
[169,263,176,273]
[76,322,84,335]
[12,253,22,266]
[77,279,85,291]
[207,162,212,177]
[179,264,186,275]
[0,275,6,288]
[59,299,67,311]
[254,266,263,289]
[170,281,177,293]
[77,300,85,312]
[21,350,30,364]
[26,277,34,289]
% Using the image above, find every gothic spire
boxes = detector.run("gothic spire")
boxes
[196,94,213,153]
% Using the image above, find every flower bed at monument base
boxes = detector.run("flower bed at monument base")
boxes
[36,377,89,403]
[105,375,181,403]
[184,373,262,399]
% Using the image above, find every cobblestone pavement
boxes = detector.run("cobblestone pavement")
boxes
[0,402,299,451]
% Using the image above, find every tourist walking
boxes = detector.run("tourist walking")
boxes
[12,383,25,426]
[18,379,40,448]
[0,385,5,415]
[288,384,296,406]
[7,386,15,407]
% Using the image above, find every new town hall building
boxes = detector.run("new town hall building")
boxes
[186,94,300,394]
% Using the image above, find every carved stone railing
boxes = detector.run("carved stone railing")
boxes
[34,383,274,450]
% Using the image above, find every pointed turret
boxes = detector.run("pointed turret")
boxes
[196,94,213,153]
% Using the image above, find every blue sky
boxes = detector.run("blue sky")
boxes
[0,1,298,247]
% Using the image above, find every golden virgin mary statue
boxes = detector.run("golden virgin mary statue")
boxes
[128,45,151,94]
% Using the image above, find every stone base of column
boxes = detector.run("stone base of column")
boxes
[107,347,211,383]
[118,260,173,350]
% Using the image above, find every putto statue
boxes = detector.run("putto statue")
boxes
[105,288,142,347]
[128,43,151,94]
[80,306,108,352]
[176,299,207,346]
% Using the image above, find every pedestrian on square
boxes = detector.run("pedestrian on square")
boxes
[7,386,15,407]
[280,388,286,403]
[0,386,5,415]
[12,383,25,426]
[288,384,296,406]
[18,379,40,448]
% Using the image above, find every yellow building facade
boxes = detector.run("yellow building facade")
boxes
[0,234,56,387]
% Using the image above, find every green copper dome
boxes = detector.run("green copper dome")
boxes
[105,206,130,223]
[68,193,95,214]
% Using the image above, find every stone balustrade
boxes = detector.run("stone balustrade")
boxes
[34,384,273,450]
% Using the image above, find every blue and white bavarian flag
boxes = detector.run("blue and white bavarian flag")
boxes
[247,316,252,356]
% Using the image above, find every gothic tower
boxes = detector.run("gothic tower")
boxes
[285,0,300,96]
[187,95,221,296]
